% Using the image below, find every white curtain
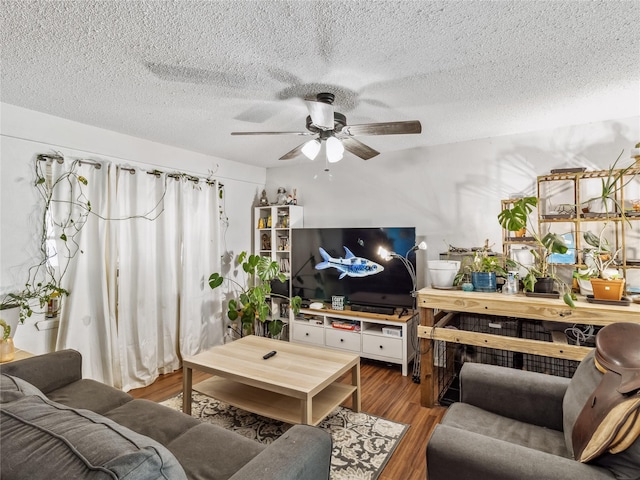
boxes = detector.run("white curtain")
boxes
[114,169,183,391]
[54,161,120,385]
[178,178,222,357]
[53,159,223,389]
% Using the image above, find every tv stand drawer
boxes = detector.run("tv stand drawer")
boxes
[325,329,360,352]
[292,323,324,346]
[362,335,402,360]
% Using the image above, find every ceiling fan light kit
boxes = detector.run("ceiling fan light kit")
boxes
[326,136,344,163]
[301,139,321,160]
[231,92,422,167]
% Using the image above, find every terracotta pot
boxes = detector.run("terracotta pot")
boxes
[590,278,625,301]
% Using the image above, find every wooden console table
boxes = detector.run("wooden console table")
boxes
[416,288,640,408]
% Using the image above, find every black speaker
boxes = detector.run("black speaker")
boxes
[270,279,289,296]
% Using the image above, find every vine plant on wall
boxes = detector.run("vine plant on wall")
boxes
[0,154,91,321]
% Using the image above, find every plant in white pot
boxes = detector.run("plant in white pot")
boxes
[584,150,637,217]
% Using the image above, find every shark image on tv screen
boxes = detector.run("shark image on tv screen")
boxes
[291,227,416,310]
[314,246,384,279]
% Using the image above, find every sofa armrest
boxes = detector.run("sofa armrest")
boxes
[0,349,82,394]
[427,424,614,480]
[230,425,332,480]
[460,362,570,430]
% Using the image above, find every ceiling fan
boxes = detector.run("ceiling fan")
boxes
[231,93,422,164]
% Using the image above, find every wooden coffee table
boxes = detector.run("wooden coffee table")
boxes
[182,335,361,426]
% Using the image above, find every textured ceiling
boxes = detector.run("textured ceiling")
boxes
[1,1,639,169]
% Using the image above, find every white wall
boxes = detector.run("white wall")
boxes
[265,116,640,288]
[3,103,638,350]
[1,103,267,351]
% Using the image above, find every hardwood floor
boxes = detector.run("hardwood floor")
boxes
[130,357,447,480]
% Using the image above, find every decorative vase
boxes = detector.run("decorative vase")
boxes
[0,319,15,363]
[590,278,625,301]
[0,338,15,363]
[533,277,556,294]
[471,272,496,292]
[0,305,20,339]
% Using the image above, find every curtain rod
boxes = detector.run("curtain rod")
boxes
[36,153,222,187]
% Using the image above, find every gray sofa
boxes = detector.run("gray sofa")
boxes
[0,349,332,480]
[426,350,640,480]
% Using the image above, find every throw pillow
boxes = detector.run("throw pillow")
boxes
[1,393,187,479]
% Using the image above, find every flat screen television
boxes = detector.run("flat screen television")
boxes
[291,227,416,310]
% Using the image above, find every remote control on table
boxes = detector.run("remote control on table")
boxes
[263,350,277,359]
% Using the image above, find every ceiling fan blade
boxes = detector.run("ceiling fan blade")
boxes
[279,142,309,161]
[340,137,380,160]
[305,100,334,130]
[341,120,422,136]
[231,131,314,136]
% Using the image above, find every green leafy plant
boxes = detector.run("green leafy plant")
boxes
[574,225,622,281]
[454,246,508,285]
[498,196,575,306]
[209,252,301,338]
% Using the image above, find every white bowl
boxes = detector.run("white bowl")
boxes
[428,260,460,288]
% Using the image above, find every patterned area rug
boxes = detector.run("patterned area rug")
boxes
[161,391,408,480]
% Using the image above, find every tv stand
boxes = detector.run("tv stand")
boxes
[290,306,418,376]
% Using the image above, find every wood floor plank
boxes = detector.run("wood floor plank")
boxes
[130,357,446,479]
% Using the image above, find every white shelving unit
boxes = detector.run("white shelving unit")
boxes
[291,307,418,376]
[253,205,303,331]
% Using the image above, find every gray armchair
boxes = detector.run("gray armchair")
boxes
[426,350,640,480]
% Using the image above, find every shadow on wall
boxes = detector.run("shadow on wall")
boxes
[494,120,638,200]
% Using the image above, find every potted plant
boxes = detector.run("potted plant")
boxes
[498,197,575,307]
[209,252,302,338]
[584,150,636,218]
[1,283,68,326]
[574,225,625,301]
[456,245,507,292]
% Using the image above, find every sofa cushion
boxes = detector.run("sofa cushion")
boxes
[1,374,46,403]
[1,394,187,480]
[104,398,201,446]
[442,401,570,458]
[167,423,266,480]
[47,378,133,414]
